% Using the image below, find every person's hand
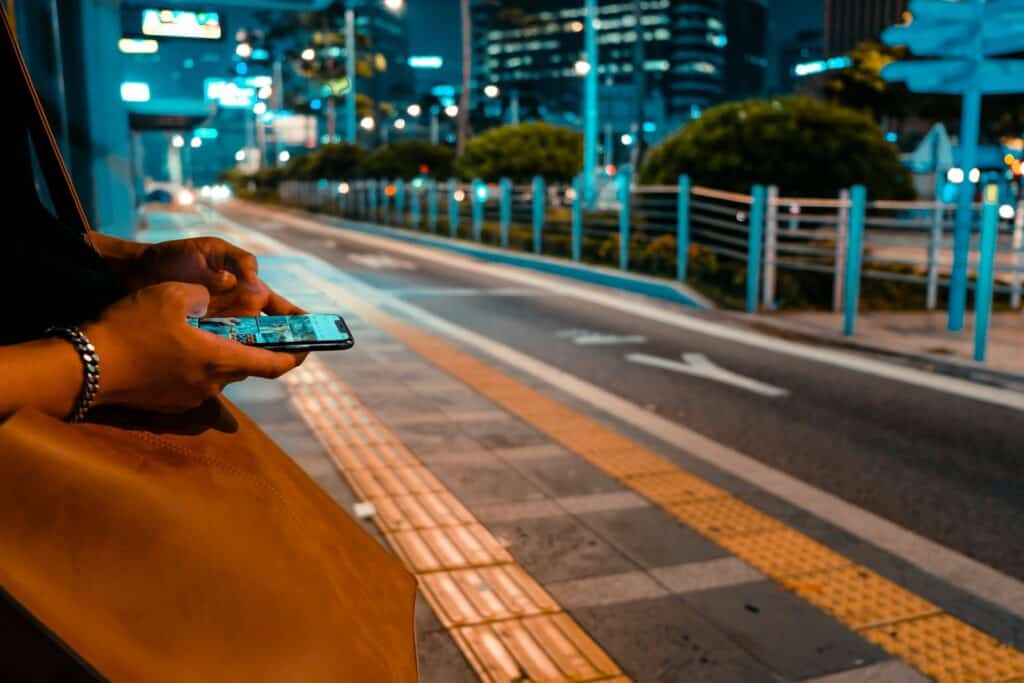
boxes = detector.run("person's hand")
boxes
[85,283,302,413]
[133,237,302,316]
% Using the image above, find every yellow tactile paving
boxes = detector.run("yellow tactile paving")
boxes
[312,306,1024,682]
[787,566,942,630]
[373,491,476,531]
[386,524,514,573]
[862,614,1024,683]
[419,565,561,627]
[345,463,446,499]
[452,614,623,683]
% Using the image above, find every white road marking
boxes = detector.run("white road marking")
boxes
[242,204,1024,412]
[213,205,1024,622]
[557,329,647,346]
[348,253,417,270]
[392,287,543,297]
[628,353,789,398]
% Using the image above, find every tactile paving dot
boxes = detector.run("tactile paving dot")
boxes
[345,464,445,499]
[419,565,560,627]
[787,566,941,630]
[626,470,727,506]
[666,496,786,539]
[577,446,677,480]
[717,528,852,579]
[452,613,624,683]
[862,614,1024,683]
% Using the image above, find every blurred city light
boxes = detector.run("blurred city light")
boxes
[142,9,222,40]
[947,168,965,183]
[407,104,422,117]
[338,182,351,195]
[194,127,218,140]
[253,102,268,115]
[453,189,466,202]
[177,189,195,206]
[118,39,159,54]
[235,42,253,59]
[394,118,406,130]
[999,204,1015,220]
[568,21,584,32]
[120,82,151,103]
[171,135,185,149]
[190,136,202,148]
[408,56,443,69]
[484,84,500,98]
[279,151,291,163]
[475,184,488,201]
[360,116,376,130]
[444,104,459,118]
[301,48,316,61]
[384,0,404,12]
[969,168,981,183]
[793,56,852,77]
[235,150,246,162]
[574,60,591,76]
[258,86,273,99]
[620,133,634,146]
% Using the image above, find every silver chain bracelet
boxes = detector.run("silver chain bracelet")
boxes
[47,326,100,423]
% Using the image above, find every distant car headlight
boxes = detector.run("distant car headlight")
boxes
[177,190,195,206]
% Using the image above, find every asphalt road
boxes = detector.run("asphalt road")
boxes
[223,202,1024,582]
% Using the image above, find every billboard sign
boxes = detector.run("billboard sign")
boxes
[142,10,222,40]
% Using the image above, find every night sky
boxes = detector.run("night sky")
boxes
[405,0,825,87]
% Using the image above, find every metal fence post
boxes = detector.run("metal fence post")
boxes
[746,185,766,314]
[428,179,438,233]
[833,189,849,313]
[499,177,512,248]
[843,185,867,336]
[926,197,944,310]
[618,168,631,271]
[395,179,405,226]
[676,175,691,281]
[359,181,367,218]
[762,185,779,309]
[368,180,379,222]
[472,179,485,241]
[448,178,459,237]
[974,185,1000,362]
[532,175,545,254]
[571,174,583,261]
[1011,200,1023,309]
[381,178,392,223]
[410,183,421,229]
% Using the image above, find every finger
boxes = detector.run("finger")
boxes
[160,282,211,318]
[221,343,300,379]
[262,289,306,315]
[201,269,237,295]
[223,249,262,291]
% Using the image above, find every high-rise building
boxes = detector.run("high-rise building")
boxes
[824,0,906,57]
[778,28,823,93]
[348,0,414,104]
[720,0,768,103]
[471,0,730,137]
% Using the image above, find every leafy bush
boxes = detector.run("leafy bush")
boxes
[639,96,915,200]
[457,122,582,183]
[360,140,454,180]
[285,143,366,180]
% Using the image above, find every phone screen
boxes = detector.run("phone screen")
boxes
[189,314,354,351]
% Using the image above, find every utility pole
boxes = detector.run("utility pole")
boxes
[457,0,471,156]
[345,8,357,144]
[583,0,599,207]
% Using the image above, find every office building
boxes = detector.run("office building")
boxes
[348,0,414,104]
[778,28,823,93]
[720,0,768,103]
[471,0,730,138]
[824,0,906,56]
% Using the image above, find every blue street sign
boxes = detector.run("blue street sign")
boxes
[881,0,1024,333]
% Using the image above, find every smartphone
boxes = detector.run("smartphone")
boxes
[189,314,355,352]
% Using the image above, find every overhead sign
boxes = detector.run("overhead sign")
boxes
[142,9,222,40]
[205,79,256,108]
[883,58,1024,95]
[882,0,1024,58]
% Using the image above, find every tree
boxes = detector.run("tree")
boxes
[639,97,915,200]
[284,142,366,180]
[456,122,582,183]
[823,41,916,125]
[361,141,455,180]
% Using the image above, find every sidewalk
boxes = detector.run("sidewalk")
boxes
[144,206,1024,682]
[754,310,1024,378]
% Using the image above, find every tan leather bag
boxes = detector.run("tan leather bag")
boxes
[1,10,416,680]
[0,401,418,682]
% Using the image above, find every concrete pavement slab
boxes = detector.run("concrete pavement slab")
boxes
[555,491,651,515]
[683,581,888,681]
[578,506,731,569]
[546,570,669,609]
[427,457,549,506]
[798,659,931,683]
[507,453,625,498]
[571,597,784,682]
[651,558,764,595]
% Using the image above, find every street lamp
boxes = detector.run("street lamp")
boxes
[394,118,406,130]
[190,136,202,149]
[484,84,500,98]
[360,116,376,131]
[278,150,291,163]
[235,150,246,162]
[235,42,253,59]
[574,60,591,76]
[171,134,185,149]
[445,104,459,118]
[407,103,422,117]
[301,47,315,61]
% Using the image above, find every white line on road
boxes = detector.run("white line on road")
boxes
[348,253,417,270]
[243,204,1024,412]
[628,353,789,398]
[557,329,648,346]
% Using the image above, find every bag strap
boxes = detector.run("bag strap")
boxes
[2,6,92,235]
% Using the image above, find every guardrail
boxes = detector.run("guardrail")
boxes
[279,176,1024,363]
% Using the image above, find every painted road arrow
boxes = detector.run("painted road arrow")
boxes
[626,353,789,398]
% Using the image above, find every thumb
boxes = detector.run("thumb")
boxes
[202,269,238,295]
[161,282,211,318]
